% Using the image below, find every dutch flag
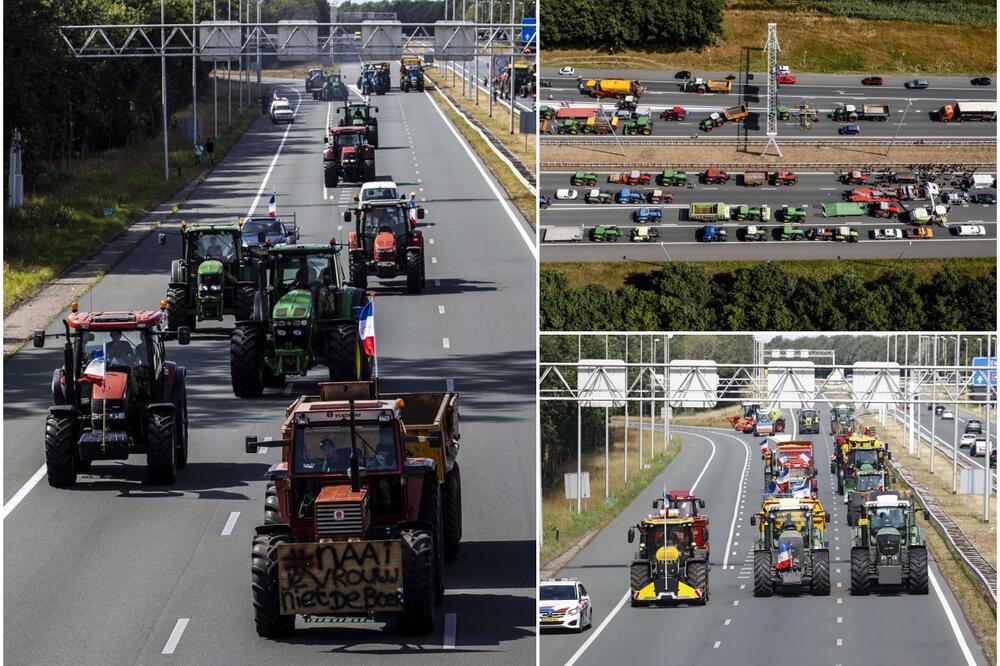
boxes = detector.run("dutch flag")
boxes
[268,192,277,218]
[776,541,793,571]
[358,301,375,357]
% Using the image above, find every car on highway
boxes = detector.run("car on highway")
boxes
[971,77,992,86]
[839,124,861,135]
[240,216,298,251]
[971,193,996,205]
[776,74,797,84]
[872,228,903,240]
[904,78,929,89]
[956,225,987,237]
[935,405,946,415]
[555,188,578,200]
[539,194,550,209]
[970,437,988,457]
[539,579,592,632]
[960,433,977,448]
[862,76,884,86]
[357,180,400,205]
[558,67,575,76]
[777,65,790,76]
[675,70,692,79]
[966,419,984,434]
[941,409,955,420]
[269,98,295,124]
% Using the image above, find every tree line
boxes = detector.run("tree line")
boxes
[541,0,724,49]
[540,264,997,332]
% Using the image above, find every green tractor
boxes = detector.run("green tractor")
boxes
[318,73,349,101]
[798,408,820,434]
[229,244,370,398]
[539,105,556,120]
[160,221,256,331]
[571,171,598,187]
[779,224,805,241]
[591,225,623,242]
[735,204,771,222]
[556,119,579,135]
[660,170,689,186]
[850,493,928,595]
[777,105,790,121]
[781,206,807,223]
[621,116,653,135]
[336,101,379,148]
[845,465,892,526]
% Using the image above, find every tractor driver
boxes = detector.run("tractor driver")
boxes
[781,512,797,532]
[318,437,350,472]
[290,257,314,291]
[104,331,137,367]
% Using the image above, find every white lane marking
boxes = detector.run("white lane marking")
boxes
[247,87,303,217]
[724,618,731,626]
[429,238,435,244]
[443,612,457,649]
[442,338,451,349]
[565,429,716,666]
[837,616,843,623]
[739,584,746,589]
[836,638,843,647]
[258,447,269,455]
[438,305,446,314]
[446,378,455,392]
[715,431,751,570]
[323,187,328,200]
[732,599,739,606]
[713,641,722,649]
[221,511,240,536]
[837,597,843,604]
[424,91,537,258]
[930,568,978,665]
[3,464,48,520]
[431,257,438,264]
[283,383,293,396]
[434,279,441,287]
[162,618,190,654]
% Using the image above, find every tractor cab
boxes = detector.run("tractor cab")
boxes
[627,515,708,605]
[851,492,929,594]
[345,200,426,292]
[336,100,379,147]
[653,490,709,557]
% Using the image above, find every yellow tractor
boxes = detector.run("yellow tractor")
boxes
[627,512,709,606]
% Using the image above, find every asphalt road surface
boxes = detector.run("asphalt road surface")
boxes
[540,404,989,666]
[447,56,535,114]
[3,63,537,664]
[539,69,997,140]
[539,171,997,261]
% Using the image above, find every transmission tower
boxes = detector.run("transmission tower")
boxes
[763,23,782,157]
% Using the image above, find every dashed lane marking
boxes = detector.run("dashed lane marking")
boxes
[221,511,240,536]
[162,618,190,655]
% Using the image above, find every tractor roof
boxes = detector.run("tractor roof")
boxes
[183,222,241,233]
[267,243,341,256]
[642,515,694,526]
[847,436,882,448]
[331,126,369,135]
[868,492,913,508]
[67,310,164,330]
[668,490,694,499]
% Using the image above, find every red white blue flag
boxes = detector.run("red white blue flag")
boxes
[776,541,793,570]
[359,301,375,357]
[268,192,277,218]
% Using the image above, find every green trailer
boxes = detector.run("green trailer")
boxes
[822,202,867,218]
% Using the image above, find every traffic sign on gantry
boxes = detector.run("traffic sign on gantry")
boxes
[577,359,626,408]
[972,357,997,387]
[361,20,402,59]
[434,21,477,61]
[766,360,815,408]
[852,362,901,408]
[668,360,719,408]
[198,21,241,61]
[277,20,318,61]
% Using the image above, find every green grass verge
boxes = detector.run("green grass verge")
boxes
[4,101,259,311]
[542,433,682,566]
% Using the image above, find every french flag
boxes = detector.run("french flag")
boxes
[775,541,793,570]
[268,192,277,218]
[358,301,375,357]
[759,440,769,456]
[792,479,811,498]
[799,452,812,465]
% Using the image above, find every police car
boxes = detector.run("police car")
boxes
[539,578,592,632]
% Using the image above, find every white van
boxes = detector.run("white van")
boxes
[956,225,986,236]
[966,174,995,190]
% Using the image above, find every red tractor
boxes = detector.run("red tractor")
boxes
[871,202,902,218]
[728,402,760,432]
[32,304,191,486]
[659,105,687,121]
[245,381,454,637]
[324,126,376,188]
[654,491,710,559]
[702,168,731,184]
[345,199,426,293]
[842,170,870,185]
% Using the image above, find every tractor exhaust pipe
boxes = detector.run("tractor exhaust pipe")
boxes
[349,399,360,493]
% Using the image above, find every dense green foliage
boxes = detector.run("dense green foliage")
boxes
[540,264,997,332]
[541,0,725,49]
[768,333,994,366]
[732,0,996,27]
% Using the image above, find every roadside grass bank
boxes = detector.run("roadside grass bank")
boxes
[4,92,258,311]
[542,9,996,75]
[424,69,535,223]
[542,429,681,567]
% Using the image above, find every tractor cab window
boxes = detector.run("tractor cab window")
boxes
[850,449,878,468]
[79,330,147,372]
[671,500,694,519]
[294,423,399,474]
[336,132,363,149]
[280,256,331,290]
[194,233,237,262]
[364,207,406,237]
[771,509,808,547]
[856,474,883,492]
[869,507,906,531]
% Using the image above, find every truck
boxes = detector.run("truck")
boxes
[964,174,995,190]
[702,169,731,184]
[822,202,867,217]
[935,101,997,122]
[688,203,730,222]
[832,104,889,122]
[540,226,583,242]
[723,104,749,121]
[682,78,732,94]
[580,79,645,100]
[742,171,767,187]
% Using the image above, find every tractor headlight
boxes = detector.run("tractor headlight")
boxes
[292,329,303,336]
[276,328,287,336]
[298,320,308,326]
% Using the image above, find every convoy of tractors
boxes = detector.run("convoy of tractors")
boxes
[32,58,465,638]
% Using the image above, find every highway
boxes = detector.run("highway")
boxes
[3,63,537,664]
[539,170,997,261]
[540,405,989,666]
[899,403,996,486]
[539,68,998,140]
[446,56,535,114]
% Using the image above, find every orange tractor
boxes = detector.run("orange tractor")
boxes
[729,402,786,434]
[654,490,710,559]
[345,199,427,293]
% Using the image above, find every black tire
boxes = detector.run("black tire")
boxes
[175,375,189,468]
[326,323,361,382]
[418,473,445,603]
[400,528,435,632]
[362,159,376,182]
[45,413,77,487]
[231,325,264,398]
[406,251,424,293]
[629,561,650,606]
[234,285,255,322]
[165,286,188,332]
[145,411,177,484]
[850,547,871,595]
[264,481,280,524]
[907,546,929,595]
[251,532,296,638]
[324,161,339,188]
[836,472,844,495]
[442,464,462,561]
[687,560,709,604]
[753,551,773,597]
[811,550,830,596]
[370,129,379,149]
[349,252,368,289]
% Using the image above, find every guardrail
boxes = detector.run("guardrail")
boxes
[540,162,997,171]
[541,137,997,147]
[886,409,996,491]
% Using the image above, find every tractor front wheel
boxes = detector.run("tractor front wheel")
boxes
[907,546,929,594]
[349,253,368,289]
[45,413,78,487]
[145,411,177,484]
[252,531,296,637]
[230,325,265,398]
[753,550,773,597]
[443,463,463,561]
[629,561,650,607]
[688,560,709,604]
[324,161,339,188]
[234,285,255,322]
[326,323,362,382]
[850,547,871,595]
[811,550,830,595]
[165,286,188,332]
[399,528,436,632]
[406,251,424,293]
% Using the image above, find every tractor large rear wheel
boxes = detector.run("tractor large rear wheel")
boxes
[234,285,255,322]
[400,528,435,633]
[252,532,296,637]
[688,560,709,604]
[145,411,177,484]
[811,550,830,595]
[850,547,871,595]
[406,251,424,293]
[629,561,650,607]
[442,463,463,561]
[264,482,280,524]
[907,546,929,594]
[231,325,265,398]
[326,323,361,382]
[45,413,77,487]
[165,286,189,332]
[418,473,445,603]
[349,253,368,289]
[324,161,339,188]
[753,551,773,597]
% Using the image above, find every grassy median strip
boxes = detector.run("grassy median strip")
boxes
[4,97,258,311]
[542,429,681,567]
